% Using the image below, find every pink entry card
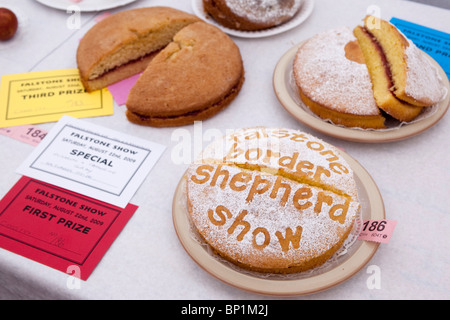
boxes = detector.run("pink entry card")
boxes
[0,176,138,280]
[107,73,141,106]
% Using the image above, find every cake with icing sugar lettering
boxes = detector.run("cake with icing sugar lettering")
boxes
[203,0,303,31]
[186,127,360,274]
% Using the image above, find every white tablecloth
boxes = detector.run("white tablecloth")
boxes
[0,0,449,300]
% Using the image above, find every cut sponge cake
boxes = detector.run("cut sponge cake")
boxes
[353,25,423,122]
[76,7,200,92]
[125,21,244,127]
[77,7,244,127]
[202,0,303,31]
[292,16,445,129]
[359,15,445,108]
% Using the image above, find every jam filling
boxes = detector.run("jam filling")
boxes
[362,26,396,93]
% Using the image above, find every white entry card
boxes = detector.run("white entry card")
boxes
[17,115,165,208]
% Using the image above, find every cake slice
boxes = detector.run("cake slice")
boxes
[353,25,423,122]
[361,15,444,107]
[76,7,200,92]
[125,21,244,127]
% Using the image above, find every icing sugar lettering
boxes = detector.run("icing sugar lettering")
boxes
[208,205,303,252]
[191,164,349,224]
[226,129,349,174]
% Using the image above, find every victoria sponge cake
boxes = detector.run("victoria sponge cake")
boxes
[293,27,386,129]
[77,7,244,127]
[125,21,244,127]
[76,7,200,92]
[186,127,360,274]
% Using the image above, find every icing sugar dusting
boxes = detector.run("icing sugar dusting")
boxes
[293,27,380,116]
[225,0,302,24]
[187,164,358,269]
[404,40,446,104]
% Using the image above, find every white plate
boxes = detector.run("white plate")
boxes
[191,0,314,38]
[172,150,385,296]
[35,0,138,12]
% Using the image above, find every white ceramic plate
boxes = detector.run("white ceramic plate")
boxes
[273,42,450,143]
[35,0,138,12]
[191,0,314,38]
[172,150,385,296]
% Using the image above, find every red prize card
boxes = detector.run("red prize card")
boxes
[0,176,138,280]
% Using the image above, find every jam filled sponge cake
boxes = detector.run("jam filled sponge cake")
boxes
[357,16,445,108]
[293,27,386,129]
[203,0,303,31]
[125,21,244,127]
[186,128,360,274]
[354,23,423,122]
[293,18,446,129]
[77,7,200,92]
